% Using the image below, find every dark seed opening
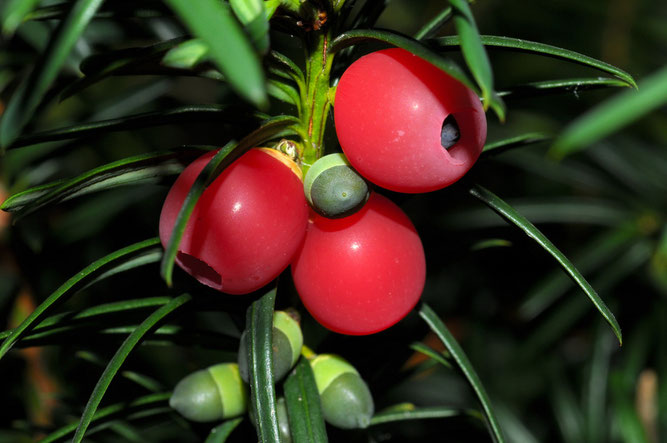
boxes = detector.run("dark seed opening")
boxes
[177,252,222,289]
[441,114,460,150]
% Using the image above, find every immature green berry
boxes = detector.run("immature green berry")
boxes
[310,354,374,429]
[169,362,248,422]
[238,310,304,382]
[304,153,370,218]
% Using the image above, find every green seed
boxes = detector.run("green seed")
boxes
[238,310,303,382]
[169,363,247,422]
[305,153,369,218]
[310,354,375,429]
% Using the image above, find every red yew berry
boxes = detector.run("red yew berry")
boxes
[159,148,309,294]
[291,192,426,335]
[334,48,487,193]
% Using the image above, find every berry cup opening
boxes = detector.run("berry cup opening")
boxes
[439,108,484,165]
[176,252,223,290]
[440,114,461,150]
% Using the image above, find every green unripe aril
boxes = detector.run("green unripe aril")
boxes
[275,397,292,443]
[169,362,248,422]
[238,310,304,382]
[304,153,370,218]
[311,354,374,429]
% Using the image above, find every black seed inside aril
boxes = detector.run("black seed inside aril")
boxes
[441,114,460,150]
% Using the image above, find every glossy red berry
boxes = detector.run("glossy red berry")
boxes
[334,48,487,193]
[291,192,426,335]
[159,148,309,294]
